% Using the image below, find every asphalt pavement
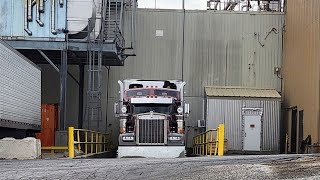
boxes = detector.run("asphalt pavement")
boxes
[1,154,320,180]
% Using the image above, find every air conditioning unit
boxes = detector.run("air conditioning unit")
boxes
[197,120,206,128]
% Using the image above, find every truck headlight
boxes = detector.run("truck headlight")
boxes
[121,106,127,113]
[177,107,183,114]
[169,136,181,141]
[122,136,134,141]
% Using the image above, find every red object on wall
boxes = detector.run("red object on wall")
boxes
[36,104,59,147]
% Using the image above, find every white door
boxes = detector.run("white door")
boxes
[243,111,262,151]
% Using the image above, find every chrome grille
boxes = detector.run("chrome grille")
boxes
[136,118,167,145]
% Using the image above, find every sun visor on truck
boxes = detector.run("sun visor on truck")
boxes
[130,97,173,104]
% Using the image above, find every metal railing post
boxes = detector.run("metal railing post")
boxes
[91,132,94,153]
[96,133,98,153]
[209,130,213,155]
[218,124,225,156]
[205,131,210,155]
[85,131,88,155]
[77,130,81,151]
[68,127,75,158]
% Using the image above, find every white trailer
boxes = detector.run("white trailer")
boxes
[0,40,41,137]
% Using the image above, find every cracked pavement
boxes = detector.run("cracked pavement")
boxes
[1,154,320,179]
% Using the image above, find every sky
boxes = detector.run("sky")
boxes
[137,0,283,11]
[138,0,207,10]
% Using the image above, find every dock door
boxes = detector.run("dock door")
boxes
[242,108,263,151]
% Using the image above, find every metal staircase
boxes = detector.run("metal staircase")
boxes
[85,19,103,131]
[85,0,128,131]
[104,0,125,47]
[84,0,138,131]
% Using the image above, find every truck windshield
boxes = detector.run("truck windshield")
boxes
[132,104,173,114]
[154,89,179,99]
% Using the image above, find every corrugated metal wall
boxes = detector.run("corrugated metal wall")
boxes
[0,40,41,128]
[183,11,284,96]
[283,0,320,145]
[109,9,284,97]
[104,9,284,147]
[206,98,280,152]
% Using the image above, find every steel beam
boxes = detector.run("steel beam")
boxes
[59,49,68,130]
[5,40,116,52]
[37,50,60,72]
[78,64,84,129]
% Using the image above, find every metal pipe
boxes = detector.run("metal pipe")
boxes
[27,0,32,21]
[130,0,134,47]
[59,0,63,7]
[78,65,85,129]
[51,0,57,34]
[59,48,68,130]
[214,2,219,10]
[39,0,44,12]
[24,0,32,35]
[38,50,59,72]
[36,0,44,26]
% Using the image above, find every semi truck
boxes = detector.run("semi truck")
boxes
[0,40,41,138]
[115,79,190,158]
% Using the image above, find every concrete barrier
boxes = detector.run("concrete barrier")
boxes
[0,137,41,160]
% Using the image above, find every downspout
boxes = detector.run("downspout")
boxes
[24,0,32,35]
[51,0,57,34]
[59,0,64,7]
[27,0,32,21]
[105,66,110,132]
[36,0,44,26]
[131,0,136,51]
[182,0,185,81]
[39,0,44,12]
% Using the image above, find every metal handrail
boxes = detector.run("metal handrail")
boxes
[193,124,225,156]
[114,22,125,47]
[68,127,112,158]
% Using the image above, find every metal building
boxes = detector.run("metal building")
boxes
[105,9,284,147]
[205,86,281,153]
[283,0,320,153]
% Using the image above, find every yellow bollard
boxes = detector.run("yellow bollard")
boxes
[218,124,225,156]
[68,127,75,158]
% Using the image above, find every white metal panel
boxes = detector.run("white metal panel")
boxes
[243,114,262,151]
[0,40,41,129]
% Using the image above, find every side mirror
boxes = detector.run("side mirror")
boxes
[184,103,190,114]
[114,102,119,117]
